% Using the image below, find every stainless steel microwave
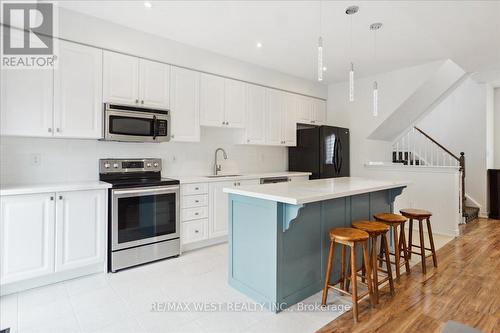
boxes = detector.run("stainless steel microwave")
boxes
[103,103,170,143]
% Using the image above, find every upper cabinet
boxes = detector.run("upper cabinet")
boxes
[244,84,266,145]
[170,66,200,142]
[1,40,103,139]
[103,51,170,109]
[54,41,103,139]
[264,89,297,147]
[200,74,245,128]
[296,96,327,125]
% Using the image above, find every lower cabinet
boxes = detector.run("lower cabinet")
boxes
[0,189,106,287]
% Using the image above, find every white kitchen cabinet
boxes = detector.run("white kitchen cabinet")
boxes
[54,41,103,139]
[282,92,297,146]
[1,68,53,137]
[288,175,310,182]
[313,98,327,125]
[170,66,200,142]
[200,75,246,129]
[200,73,225,127]
[296,96,327,125]
[264,89,297,146]
[224,79,246,128]
[139,58,170,109]
[103,51,139,105]
[208,179,259,239]
[0,193,55,284]
[55,190,106,272]
[244,84,266,144]
[182,219,208,244]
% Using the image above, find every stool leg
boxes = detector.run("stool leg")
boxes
[370,236,379,304]
[340,244,346,291]
[382,233,395,296]
[350,245,359,323]
[378,238,385,268]
[426,218,438,268]
[393,225,401,279]
[399,224,411,274]
[418,219,426,274]
[322,240,335,306]
[362,241,375,308]
[408,219,413,260]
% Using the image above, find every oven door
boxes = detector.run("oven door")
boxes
[111,185,179,251]
[104,110,169,142]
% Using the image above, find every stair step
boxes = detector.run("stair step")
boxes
[463,206,479,223]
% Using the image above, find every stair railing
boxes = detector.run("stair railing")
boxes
[392,126,465,215]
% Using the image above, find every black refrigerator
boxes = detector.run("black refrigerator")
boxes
[288,125,350,179]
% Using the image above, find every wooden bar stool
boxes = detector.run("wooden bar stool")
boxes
[373,213,411,279]
[400,208,437,274]
[321,227,375,323]
[352,220,395,304]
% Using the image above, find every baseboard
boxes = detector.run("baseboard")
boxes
[181,236,227,252]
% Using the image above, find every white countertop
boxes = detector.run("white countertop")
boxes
[0,181,112,196]
[223,177,410,205]
[167,171,311,184]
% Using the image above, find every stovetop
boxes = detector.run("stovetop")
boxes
[100,177,179,189]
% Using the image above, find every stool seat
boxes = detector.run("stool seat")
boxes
[329,227,369,242]
[400,208,432,219]
[352,220,389,234]
[373,213,406,224]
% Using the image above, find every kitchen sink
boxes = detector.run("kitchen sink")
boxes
[205,174,242,178]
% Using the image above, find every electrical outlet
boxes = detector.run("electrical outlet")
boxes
[30,153,41,166]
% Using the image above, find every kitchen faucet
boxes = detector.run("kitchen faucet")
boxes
[214,148,228,175]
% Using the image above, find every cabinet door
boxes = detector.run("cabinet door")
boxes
[181,219,208,244]
[103,51,139,105]
[208,181,234,238]
[313,99,327,125]
[170,67,200,142]
[265,89,285,145]
[224,79,246,128]
[244,84,266,144]
[296,95,312,124]
[139,59,170,109]
[282,93,297,146]
[0,194,55,284]
[200,73,225,127]
[54,41,103,139]
[55,190,106,272]
[1,68,53,137]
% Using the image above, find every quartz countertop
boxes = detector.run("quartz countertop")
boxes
[0,181,112,196]
[167,171,311,184]
[223,177,409,205]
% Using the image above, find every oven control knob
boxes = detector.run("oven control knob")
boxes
[146,163,152,168]
[104,163,110,169]
[153,162,159,167]
[113,163,119,169]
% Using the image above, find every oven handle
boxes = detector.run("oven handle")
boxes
[112,186,179,196]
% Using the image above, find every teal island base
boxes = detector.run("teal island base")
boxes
[227,187,405,312]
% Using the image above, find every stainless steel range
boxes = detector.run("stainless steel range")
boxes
[99,158,180,272]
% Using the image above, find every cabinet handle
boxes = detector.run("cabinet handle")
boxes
[48,128,52,133]
[141,100,144,104]
[56,128,60,133]
[237,182,241,186]
[195,200,199,203]
[171,134,175,139]
[195,212,199,216]
[195,230,199,233]
[195,187,199,190]
[226,122,229,125]
[50,196,54,201]
[59,195,63,200]
[247,139,250,143]
[135,99,139,104]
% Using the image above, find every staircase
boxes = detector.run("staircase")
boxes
[392,126,478,223]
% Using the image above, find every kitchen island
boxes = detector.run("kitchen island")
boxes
[223,177,408,312]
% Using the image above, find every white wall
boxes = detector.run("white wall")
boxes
[0,128,287,185]
[495,88,500,168]
[416,78,487,215]
[57,7,326,99]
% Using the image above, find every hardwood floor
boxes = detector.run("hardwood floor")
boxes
[316,218,500,333]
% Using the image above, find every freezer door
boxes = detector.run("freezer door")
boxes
[288,127,320,179]
[319,126,337,178]
[335,127,350,177]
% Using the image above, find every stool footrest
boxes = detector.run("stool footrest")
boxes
[410,245,433,251]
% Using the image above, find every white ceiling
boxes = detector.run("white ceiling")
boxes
[57,0,500,84]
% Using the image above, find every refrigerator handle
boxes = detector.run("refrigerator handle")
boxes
[332,137,338,170]
[337,138,343,174]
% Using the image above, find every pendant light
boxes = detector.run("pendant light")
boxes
[345,6,359,102]
[317,1,323,81]
[370,22,382,117]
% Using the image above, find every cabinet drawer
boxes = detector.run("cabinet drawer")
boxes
[182,194,208,208]
[182,219,208,244]
[182,183,208,196]
[182,206,208,221]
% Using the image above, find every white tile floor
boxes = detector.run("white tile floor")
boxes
[0,243,353,333]
[1,230,453,333]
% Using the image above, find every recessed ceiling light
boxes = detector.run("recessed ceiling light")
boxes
[322,66,327,71]
[144,1,152,8]
[256,42,263,48]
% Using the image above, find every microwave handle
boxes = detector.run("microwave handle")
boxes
[153,115,157,140]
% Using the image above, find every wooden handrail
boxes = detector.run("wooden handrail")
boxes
[413,126,460,161]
